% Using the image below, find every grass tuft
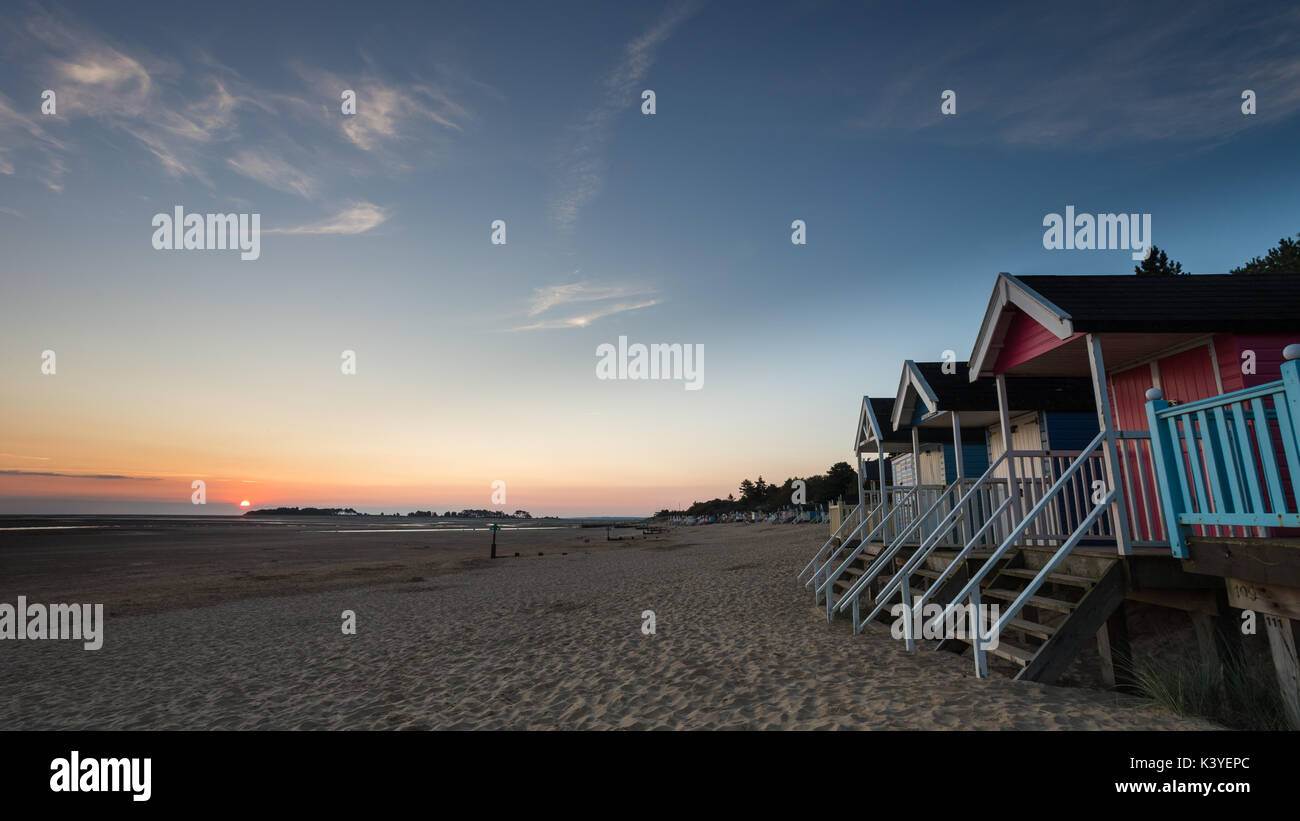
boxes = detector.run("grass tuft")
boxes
[1124,643,1293,731]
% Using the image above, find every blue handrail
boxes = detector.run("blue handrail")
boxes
[1145,348,1300,558]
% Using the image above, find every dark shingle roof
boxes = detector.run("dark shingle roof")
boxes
[912,362,1094,412]
[864,396,968,444]
[1015,274,1300,333]
[913,362,998,411]
[868,398,894,430]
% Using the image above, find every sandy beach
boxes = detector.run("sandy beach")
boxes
[0,521,1218,730]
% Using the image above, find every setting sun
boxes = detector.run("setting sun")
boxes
[239,500,251,507]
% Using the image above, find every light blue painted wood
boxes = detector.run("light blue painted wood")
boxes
[1282,357,1300,456]
[1146,396,1189,558]
[1145,361,1300,555]
[1169,417,1194,515]
[1213,406,1245,515]
[1198,409,1227,517]
[1230,401,1264,512]
[1251,397,1287,514]
[1181,511,1300,527]
[1183,415,1207,514]
[1272,388,1300,503]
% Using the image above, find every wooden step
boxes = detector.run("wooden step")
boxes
[1006,617,1056,640]
[989,640,1036,667]
[981,588,1076,614]
[998,568,1095,588]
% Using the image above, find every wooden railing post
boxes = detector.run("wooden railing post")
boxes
[1087,334,1134,554]
[995,374,1024,526]
[1145,387,1189,558]
[1282,345,1300,447]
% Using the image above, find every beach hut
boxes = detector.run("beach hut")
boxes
[810,272,1300,693]
[807,367,1097,630]
[800,396,950,612]
[824,360,1107,650]
[921,272,1300,686]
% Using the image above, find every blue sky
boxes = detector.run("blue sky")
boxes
[2,0,1299,515]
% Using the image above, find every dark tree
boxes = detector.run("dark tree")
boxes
[1134,245,1184,276]
[1232,233,1300,275]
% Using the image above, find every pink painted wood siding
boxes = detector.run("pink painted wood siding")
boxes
[1115,342,1296,540]
[1109,365,1165,541]
[1110,345,1225,542]
[992,309,1081,373]
[1158,345,1221,404]
[1215,334,1244,393]
[1214,333,1295,389]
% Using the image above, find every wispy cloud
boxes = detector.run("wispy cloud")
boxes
[526,281,655,315]
[510,280,660,330]
[851,3,1300,148]
[227,148,318,198]
[0,469,161,481]
[549,2,700,231]
[0,11,250,188]
[0,91,69,190]
[288,60,471,169]
[265,202,390,235]
[0,9,477,204]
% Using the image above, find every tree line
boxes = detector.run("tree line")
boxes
[1136,232,1300,276]
[656,461,868,517]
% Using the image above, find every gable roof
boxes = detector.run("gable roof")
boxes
[855,396,889,451]
[893,359,1095,430]
[969,273,1300,379]
[892,360,1000,429]
[855,395,966,452]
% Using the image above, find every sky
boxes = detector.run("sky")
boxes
[2,0,1299,516]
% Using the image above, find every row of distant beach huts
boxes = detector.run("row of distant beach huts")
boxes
[669,508,830,526]
[798,273,1300,724]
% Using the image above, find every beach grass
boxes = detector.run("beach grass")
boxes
[1125,643,1293,731]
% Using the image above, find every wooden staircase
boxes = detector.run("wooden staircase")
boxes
[830,542,976,632]
[934,544,1126,683]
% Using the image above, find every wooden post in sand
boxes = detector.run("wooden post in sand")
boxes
[489,523,500,559]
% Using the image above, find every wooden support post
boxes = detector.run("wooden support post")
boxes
[855,451,866,532]
[878,441,889,539]
[1264,614,1300,729]
[971,584,988,678]
[951,411,965,545]
[912,426,922,522]
[1187,587,1245,689]
[995,374,1023,526]
[901,576,914,652]
[951,411,965,481]
[1086,334,1133,555]
[1096,602,1134,690]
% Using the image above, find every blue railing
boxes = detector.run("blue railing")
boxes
[1145,345,1300,558]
